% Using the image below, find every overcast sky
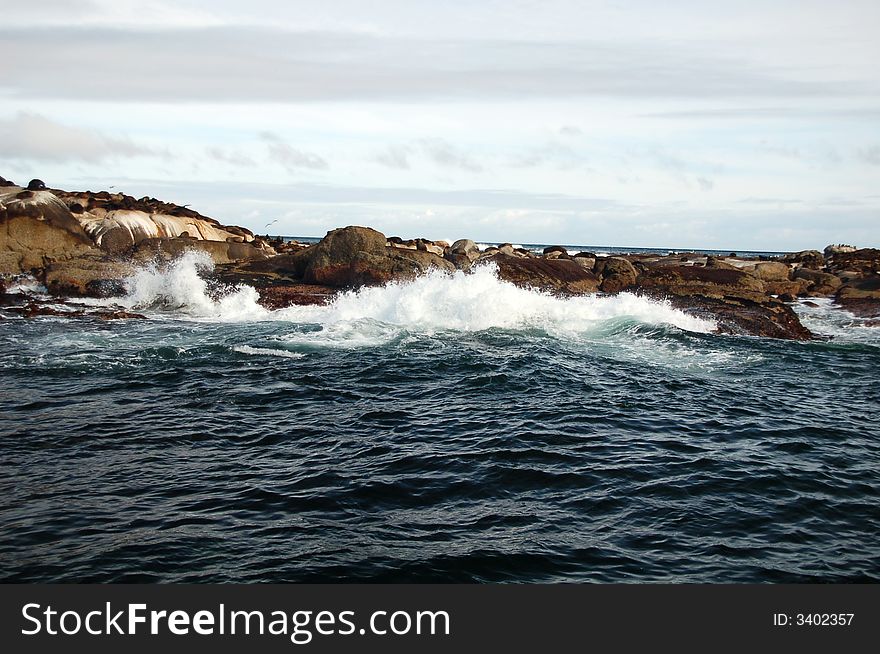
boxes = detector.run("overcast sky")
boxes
[2,0,879,249]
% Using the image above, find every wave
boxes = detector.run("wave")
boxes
[273,264,716,336]
[233,345,306,359]
[793,298,879,346]
[117,254,716,340]
[121,251,267,320]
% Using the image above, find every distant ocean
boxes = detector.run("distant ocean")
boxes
[1,250,877,582]
[285,236,790,259]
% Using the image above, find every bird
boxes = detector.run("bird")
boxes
[265,219,279,228]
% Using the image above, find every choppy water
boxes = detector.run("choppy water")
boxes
[1,253,878,582]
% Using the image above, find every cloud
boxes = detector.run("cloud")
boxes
[559,125,583,136]
[0,111,160,163]
[0,26,864,103]
[858,145,880,166]
[511,141,583,170]
[417,139,482,172]
[259,132,328,171]
[372,145,412,170]
[206,146,255,167]
[372,140,482,172]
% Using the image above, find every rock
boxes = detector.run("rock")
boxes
[782,249,824,269]
[27,179,47,191]
[9,301,145,320]
[77,208,254,254]
[574,251,597,259]
[451,239,479,257]
[824,244,857,257]
[301,226,388,286]
[826,248,880,276]
[543,245,568,256]
[488,254,600,294]
[793,268,842,295]
[634,263,765,300]
[289,226,455,287]
[667,295,812,341]
[835,296,880,318]
[751,261,791,282]
[762,280,808,297]
[497,243,516,256]
[42,254,134,297]
[0,176,16,188]
[572,257,596,270]
[446,239,481,269]
[1,189,97,273]
[835,274,880,302]
[595,257,638,293]
[415,239,445,257]
[704,256,740,271]
[131,238,269,265]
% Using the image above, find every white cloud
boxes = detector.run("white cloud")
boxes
[0,111,160,163]
[259,132,328,171]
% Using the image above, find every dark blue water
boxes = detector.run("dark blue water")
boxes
[1,259,878,583]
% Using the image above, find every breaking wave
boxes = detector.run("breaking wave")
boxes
[121,251,267,320]
[119,254,715,337]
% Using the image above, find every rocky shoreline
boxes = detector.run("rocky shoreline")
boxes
[2,177,878,338]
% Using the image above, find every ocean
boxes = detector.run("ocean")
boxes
[1,251,878,582]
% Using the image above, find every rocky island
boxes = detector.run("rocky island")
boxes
[2,176,878,339]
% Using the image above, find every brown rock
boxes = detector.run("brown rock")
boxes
[131,238,269,265]
[43,254,134,297]
[634,264,765,299]
[596,257,638,293]
[751,261,791,282]
[782,249,824,269]
[489,254,599,294]
[0,189,96,273]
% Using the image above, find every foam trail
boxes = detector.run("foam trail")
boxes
[275,264,716,336]
[233,345,305,359]
[122,251,267,320]
[793,298,879,345]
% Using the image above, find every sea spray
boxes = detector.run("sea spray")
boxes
[274,264,717,336]
[122,250,267,320]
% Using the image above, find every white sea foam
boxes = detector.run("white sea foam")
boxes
[121,251,267,320]
[793,297,879,345]
[233,345,305,359]
[116,254,716,339]
[273,264,716,336]
[4,276,48,295]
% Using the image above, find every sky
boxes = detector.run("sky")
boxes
[1,0,879,250]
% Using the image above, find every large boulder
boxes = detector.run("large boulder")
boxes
[668,295,812,340]
[782,249,824,269]
[824,244,857,257]
[77,208,254,254]
[634,264,765,300]
[131,237,269,265]
[1,189,97,273]
[43,254,134,297]
[302,226,389,286]
[751,261,791,282]
[447,239,480,269]
[289,226,454,287]
[595,257,638,293]
[489,253,599,294]
[826,248,880,276]
[836,274,880,302]
[793,268,842,296]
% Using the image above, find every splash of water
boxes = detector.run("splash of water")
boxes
[122,251,267,320]
[275,265,716,336]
